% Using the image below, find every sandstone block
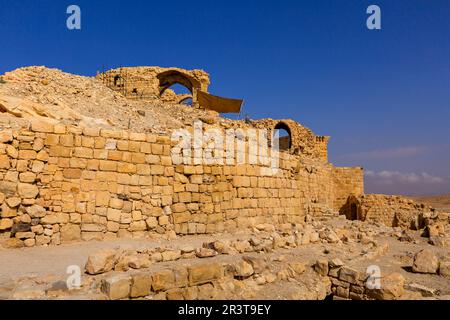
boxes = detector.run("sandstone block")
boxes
[412,249,439,274]
[368,273,405,300]
[162,250,182,262]
[17,183,39,199]
[27,208,47,223]
[233,260,254,278]
[85,249,118,275]
[188,263,223,286]
[338,266,361,285]
[60,224,81,242]
[289,262,306,275]
[0,130,13,143]
[15,232,35,239]
[152,270,175,292]
[107,208,121,222]
[6,197,21,208]
[0,155,10,169]
[31,121,54,133]
[102,275,131,300]
[2,238,24,248]
[195,248,217,258]
[63,168,82,179]
[130,273,153,298]
[0,218,13,230]
[6,145,18,158]
[439,261,450,277]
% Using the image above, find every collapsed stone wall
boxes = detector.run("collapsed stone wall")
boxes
[97,67,210,105]
[0,121,363,247]
[340,194,450,235]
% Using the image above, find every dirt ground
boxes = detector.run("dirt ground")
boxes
[1,216,449,300]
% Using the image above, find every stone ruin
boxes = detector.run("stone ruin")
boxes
[0,66,367,247]
[0,66,449,301]
[97,66,211,106]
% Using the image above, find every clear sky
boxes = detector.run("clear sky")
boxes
[0,0,449,195]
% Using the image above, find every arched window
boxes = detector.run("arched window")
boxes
[113,75,122,87]
[273,122,292,152]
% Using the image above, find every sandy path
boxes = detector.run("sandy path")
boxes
[0,233,250,284]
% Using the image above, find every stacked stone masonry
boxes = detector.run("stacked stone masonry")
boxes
[341,194,450,235]
[0,121,364,247]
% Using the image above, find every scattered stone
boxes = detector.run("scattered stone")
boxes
[429,236,448,248]
[412,249,439,274]
[368,273,405,300]
[338,266,361,285]
[314,259,329,276]
[85,249,118,275]
[233,260,254,278]
[243,256,267,274]
[289,262,306,275]
[162,250,182,261]
[329,258,344,268]
[439,261,450,277]
[195,248,217,258]
[405,283,438,297]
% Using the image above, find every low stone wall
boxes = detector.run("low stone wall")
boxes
[340,194,450,235]
[0,121,363,247]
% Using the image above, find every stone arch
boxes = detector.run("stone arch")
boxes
[340,195,362,221]
[157,70,200,96]
[273,121,292,151]
[178,95,193,105]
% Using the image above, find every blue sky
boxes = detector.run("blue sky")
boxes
[0,0,449,195]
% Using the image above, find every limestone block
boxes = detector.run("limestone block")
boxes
[130,273,153,298]
[85,249,118,275]
[439,261,450,277]
[102,275,131,300]
[17,183,39,199]
[188,263,223,286]
[0,155,10,169]
[412,249,439,274]
[31,121,54,133]
[0,218,13,230]
[338,266,362,285]
[368,273,405,300]
[152,270,175,292]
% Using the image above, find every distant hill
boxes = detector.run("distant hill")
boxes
[410,195,450,212]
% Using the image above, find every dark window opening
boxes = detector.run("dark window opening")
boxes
[350,203,358,220]
[273,123,292,151]
[113,75,122,87]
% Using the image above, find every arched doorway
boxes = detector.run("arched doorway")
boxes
[350,203,358,220]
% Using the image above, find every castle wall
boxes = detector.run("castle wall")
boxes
[0,121,363,247]
[332,167,365,211]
